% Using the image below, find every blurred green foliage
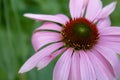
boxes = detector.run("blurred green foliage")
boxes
[0,0,120,80]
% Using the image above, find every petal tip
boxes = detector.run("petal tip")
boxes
[23,13,34,18]
[23,13,29,17]
[110,1,117,7]
[18,66,32,73]
[18,68,25,74]
[113,1,117,5]
[18,63,34,73]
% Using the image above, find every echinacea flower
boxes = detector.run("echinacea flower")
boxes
[19,0,120,80]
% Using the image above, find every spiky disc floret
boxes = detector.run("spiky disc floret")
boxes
[61,18,99,50]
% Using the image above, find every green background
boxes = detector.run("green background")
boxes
[0,0,120,80]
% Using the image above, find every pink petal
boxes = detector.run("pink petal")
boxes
[88,50,116,80]
[37,48,66,70]
[83,0,89,8]
[95,45,120,78]
[85,0,102,21]
[99,35,120,42]
[97,17,111,29]
[99,27,120,36]
[106,46,120,55]
[53,48,73,80]
[69,51,80,80]
[69,0,83,18]
[19,42,64,73]
[32,32,62,51]
[98,41,120,54]
[91,49,116,77]
[24,13,68,25]
[37,56,53,70]
[32,23,62,51]
[80,51,96,80]
[35,22,62,32]
[97,1,117,20]
[81,0,89,17]
[55,14,69,22]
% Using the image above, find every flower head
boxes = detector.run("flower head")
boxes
[19,0,120,80]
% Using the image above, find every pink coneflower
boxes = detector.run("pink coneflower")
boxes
[19,0,120,80]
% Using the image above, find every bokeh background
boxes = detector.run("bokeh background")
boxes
[0,0,120,80]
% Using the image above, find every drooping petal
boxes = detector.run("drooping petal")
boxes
[32,31,62,51]
[97,17,111,29]
[85,0,102,21]
[35,22,62,32]
[99,27,120,36]
[69,51,81,80]
[53,48,73,80]
[69,0,84,18]
[98,40,120,54]
[32,23,62,51]
[19,42,64,73]
[55,14,69,22]
[92,49,116,78]
[99,35,120,42]
[37,56,53,70]
[97,1,117,20]
[24,13,68,25]
[37,48,66,70]
[80,51,96,80]
[88,50,116,80]
[94,45,120,78]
